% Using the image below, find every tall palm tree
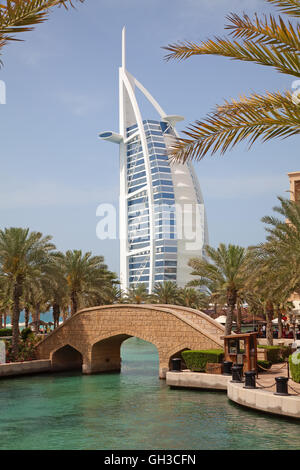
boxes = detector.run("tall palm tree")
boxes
[164,0,300,163]
[177,287,209,310]
[0,278,12,329]
[58,250,113,315]
[151,281,179,305]
[187,277,226,316]
[103,285,125,305]
[0,228,56,357]
[189,244,249,335]
[125,284,150,304]
[245,246,290,345]
[41,257,69,328]
[248,196,300,343]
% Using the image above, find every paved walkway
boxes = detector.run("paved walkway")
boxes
[256,363,300,396]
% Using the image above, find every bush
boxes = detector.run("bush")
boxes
[182,349,224,372]
[20,327,34,341]
[257,345,281,363]
[257,360,272,371]
[280,345,293,360]
[0,328,12,337]
[6,335,39,363]
[289,352,300,384]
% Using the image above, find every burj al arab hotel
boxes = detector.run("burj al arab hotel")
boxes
[100,29,208,293]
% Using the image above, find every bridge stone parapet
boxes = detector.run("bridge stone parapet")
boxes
[36,304,225,378]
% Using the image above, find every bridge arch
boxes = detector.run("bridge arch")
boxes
[36,304,224,378]
[51,344,83,371]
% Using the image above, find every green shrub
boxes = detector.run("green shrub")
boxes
[258,345,281,363]
[280,345,293,361]
[0,328,12,337]
[289,352,300,384]
[182,349,224,372]
[20,327,34,341]
[6,335,39,363]
[257,360,272,371]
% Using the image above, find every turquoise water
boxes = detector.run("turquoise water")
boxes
[0,338,299,450]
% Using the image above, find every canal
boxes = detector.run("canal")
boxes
[0,338,299,450]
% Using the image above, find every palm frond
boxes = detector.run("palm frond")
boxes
[0,0,84,40]
[267,0,300,17]
[226,12,300,53]
[217,90,293,116]
[164,36,300,77]
[168,93,300,162]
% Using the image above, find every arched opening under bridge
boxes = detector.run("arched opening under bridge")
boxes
[51,344,83,371]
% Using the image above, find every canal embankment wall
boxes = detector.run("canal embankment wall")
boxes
[0,360,51,377]
[166,371,300,420]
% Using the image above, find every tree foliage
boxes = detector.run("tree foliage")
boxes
[164,0,300,162]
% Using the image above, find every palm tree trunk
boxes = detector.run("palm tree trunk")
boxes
[265,300,274,346]
[12,279,22,359]
[4,312,6,328]
[277,307,283,339]
[24,307,30,329]
[236,302,242,334]
[71,291,77,316]
[63,309,68,323]
[225,288,237,336]
[0,313,3,329]
[34,303,40,334]
[53,303,60,329]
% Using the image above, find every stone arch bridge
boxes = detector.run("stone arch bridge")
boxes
[36,304,225,378]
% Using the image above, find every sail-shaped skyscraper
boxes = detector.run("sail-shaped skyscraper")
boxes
[100,29,208,293]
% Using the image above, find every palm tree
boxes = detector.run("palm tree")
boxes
[0,228,56,357]
[57,250,113,315]
[125,284,150,304]
[104,285,125,305]
[23,277,50,333]
[151,281,179,305]
[177,287,209,310]
[0,1,84,61]
[187,277,226,316]
[0,278,12,329]
[164,0,300,163]
[189,244,249,335]
[245,246,289,345]
[247,196,300,343]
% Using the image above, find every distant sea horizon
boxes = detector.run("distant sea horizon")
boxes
[5,310,62,327]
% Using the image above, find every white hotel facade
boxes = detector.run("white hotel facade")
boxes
[100,29,208,293]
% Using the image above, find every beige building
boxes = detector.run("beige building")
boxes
[288,171,300,202]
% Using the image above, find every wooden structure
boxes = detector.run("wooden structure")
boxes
[224,332,258,372]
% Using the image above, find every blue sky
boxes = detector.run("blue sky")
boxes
[0,0,299,275]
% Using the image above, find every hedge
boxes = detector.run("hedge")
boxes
[289,352,300,384]
[257,360,272,371]
[182,349,224,372]
[0,328,12,337]
[257,345,281,363]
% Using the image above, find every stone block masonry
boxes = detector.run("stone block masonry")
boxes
[36,304,225,378]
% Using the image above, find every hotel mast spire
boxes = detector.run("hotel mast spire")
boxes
[122,27,126,70]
